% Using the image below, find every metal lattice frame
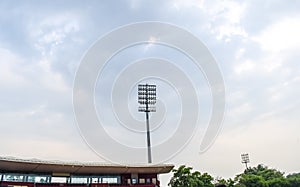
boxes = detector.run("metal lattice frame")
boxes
[138,84,156,163]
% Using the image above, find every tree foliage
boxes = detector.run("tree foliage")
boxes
[234,165,300,187]
[235,165,286,187]
[286,173,300,186]
[169,164,300,187]
[168,165,214,187]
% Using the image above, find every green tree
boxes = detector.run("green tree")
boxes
[226,178,235,187]
[245,164,284,181]
[236,173,268,187]
[168,165,214,187]
[235,164,290,187]
[286,173,300,187]
[168,164,300,187]
[266,177,289,187]
[215,177,234,187]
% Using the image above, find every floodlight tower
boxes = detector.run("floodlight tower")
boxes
[138,84,156,163]
[241,153,250,169]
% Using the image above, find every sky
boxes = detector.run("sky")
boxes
[1,0,300,186]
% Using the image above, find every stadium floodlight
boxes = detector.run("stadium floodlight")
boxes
[241,153,250,169]
[138,84,156,163]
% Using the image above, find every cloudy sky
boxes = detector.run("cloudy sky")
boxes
[1,0,300,186]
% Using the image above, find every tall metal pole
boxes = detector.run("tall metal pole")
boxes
[145,84,152,163]
[138,84,156,164]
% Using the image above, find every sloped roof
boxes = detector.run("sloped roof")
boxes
[0,156,174,175]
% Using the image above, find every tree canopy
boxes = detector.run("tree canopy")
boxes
[169,164,300,187]
[168,165,214,187]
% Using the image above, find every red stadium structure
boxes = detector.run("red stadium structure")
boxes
[0,157,174,187]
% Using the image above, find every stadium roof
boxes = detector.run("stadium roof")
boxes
[0,156,174,175]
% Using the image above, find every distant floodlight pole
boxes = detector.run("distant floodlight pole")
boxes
[138,84,156,163]
[241,153,250,169]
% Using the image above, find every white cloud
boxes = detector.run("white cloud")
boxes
[216,25,248,41]
[226,90,247,105]
[171,0,205,10]
[253,16,300,52]
[0,49,28,87]
[266,75,300,104]
[29,13,81,56]
[37,58,70,93]
[0,137,101,162]
[227,102,253,122]
[0,47,70,94]
[234,59,255,74]
[1,2,300,186]
[235,48,245,59]
[204,1,248,40]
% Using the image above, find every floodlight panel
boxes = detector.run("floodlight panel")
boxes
[241,153,250,163]
[138,106,156,112]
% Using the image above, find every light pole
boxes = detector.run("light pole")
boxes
[241,153,250,169]
[138,84,156,163]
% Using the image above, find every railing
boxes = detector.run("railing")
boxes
[37,183,89,187]
[110,185,155,187]
[0,182,156,187]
